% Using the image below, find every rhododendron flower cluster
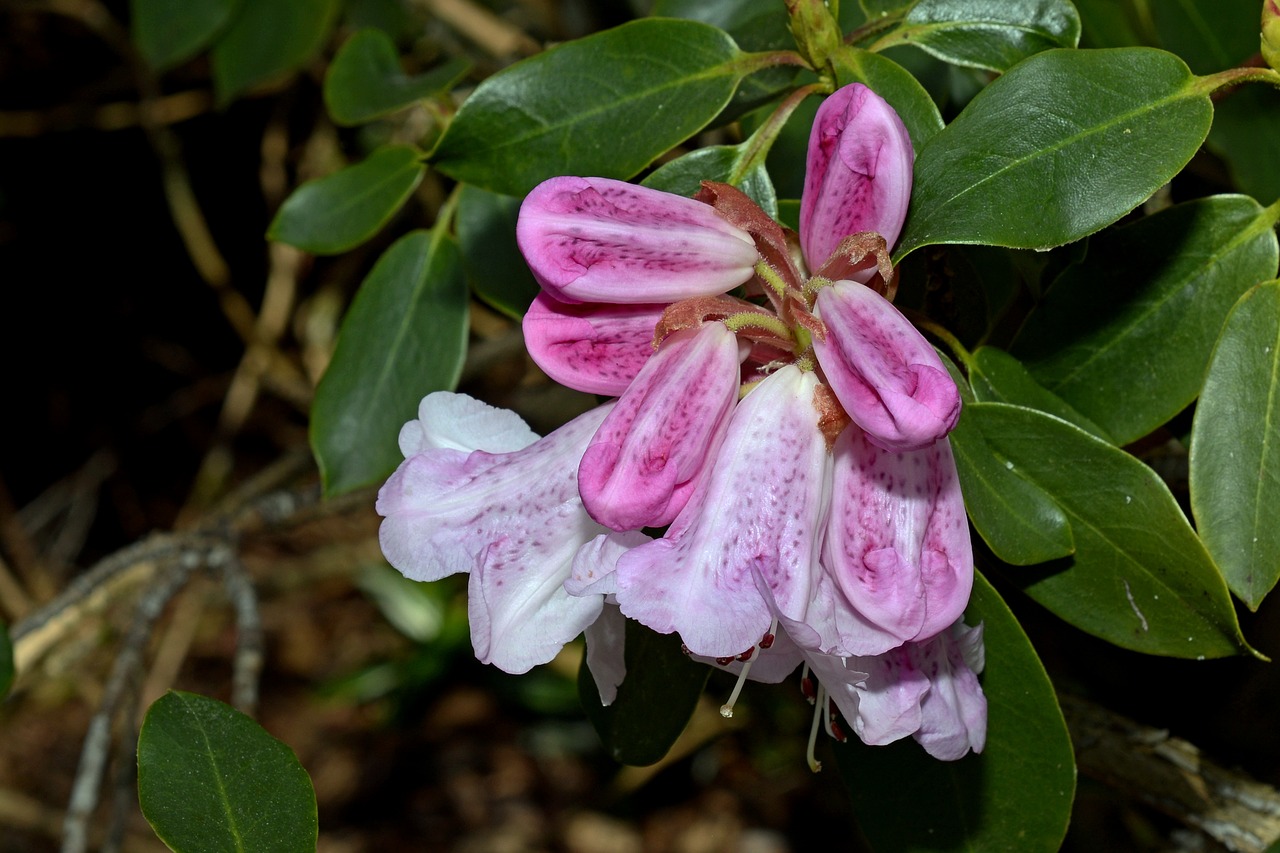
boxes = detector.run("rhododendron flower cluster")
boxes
[378,83,986,764]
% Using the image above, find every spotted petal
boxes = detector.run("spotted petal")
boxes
[517,176,759,304]
[522,292,665,396]
[823,430,973,650]
[614,366,832,658]
[579,322,741,530]
[800,83,913,272]
[909,622,988,760]
[813,280,961,451]
[377,399,612,673]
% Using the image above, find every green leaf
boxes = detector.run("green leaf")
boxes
[211,0,340,103]
[1073,0,1145,49]
[950,401,1076,566]
[874,0,1082,72]
[267,145,424,254]
[1208,87,1280,204]
[643,141,778,217]
[831,46,945,150]
[1011,195,1280,445]
[838,572,1075,853]
[310,226,468,496]
[324,30,471,126]
[1190,281,1280,610]
[895,48,1213,259]
[579,618,710,766]
[970,346,1114,441]
[137,691,317,853]
[0,619,12,700]
[1150,0,1260,74]
[455,184,541,320]
[430,19,750,197]
[967,403,1255,659]
[130,0,235,70]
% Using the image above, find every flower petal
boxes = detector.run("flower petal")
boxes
[813,280,961,451]
[614,366,832,658]
[823,429,973,648]
[909,622,988,759]
[800,83,913,271]
[377,402,613,673]
[566,530,651,597]
[584,602,628,706]
[579,323,741,530]
[522,292,666,396]
[517,176,759,304]
[399,391,539,456]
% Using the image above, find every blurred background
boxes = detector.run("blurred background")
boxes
[2,0,1280,851]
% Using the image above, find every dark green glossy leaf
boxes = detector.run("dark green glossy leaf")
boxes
[268,145,424,255]
[1151,0,1259,74]
[1209,87,1280,204]
[137,691,316,853]
[456,185,540,320]
[1012,195,1280,445]
[874,0,1081,72]
[643,141,778,217]
[1073,0,1145,49]
[579,618,710,766]
[311,227,468,496]
[130,0,235,70]
[970,346,1113,441]
[651,0,798,117]
[1190,281,1280,610]
[894,244,1019,346]
[831,46,945,149]
[896,48,1213,259]
[0,619,12,700]
[838,572,1075,853]
[430,19,749,197]
[211,0,340,102]
[950,401,1075,566]
[324,30,471,126]
[968,403,1255,659]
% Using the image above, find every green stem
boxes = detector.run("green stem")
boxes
[1196,65,1280,95]
[735,50,813,75]
[844,10,904,46]
[733,83,828,184]
[1265,197,1280,230]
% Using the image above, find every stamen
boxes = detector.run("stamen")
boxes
[737,646,754,662]
[822,698,838,740]
[759,632,775,650]
[806,684,826,773]
[715,655,735,666]
[719,649,758,718]
[800,663,816,703]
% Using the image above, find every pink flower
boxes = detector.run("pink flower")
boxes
[378,82,983,761]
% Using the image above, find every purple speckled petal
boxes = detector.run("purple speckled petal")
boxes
[800,83,913,272]
[376,402,612,673]
[522,292,665,396]
[824,429,973,647]
[566,530,651,597]
[909,622,988,759]
[813,280,961,451]
[517,176,759,304]
[579,323,741,531]
[614,366,833,658]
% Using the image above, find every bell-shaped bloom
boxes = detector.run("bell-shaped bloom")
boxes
[614,366,833,658]
[522,292,666,396]
[813,280,961,451]
[800,83,913,273]
[822,428,972,653]
[908,621,987,760]
[517,176,759,304]
[377,393,613,674]
[578,322,742,531]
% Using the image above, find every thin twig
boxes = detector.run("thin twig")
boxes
[61,552,204,853]
[216,554,264,716]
